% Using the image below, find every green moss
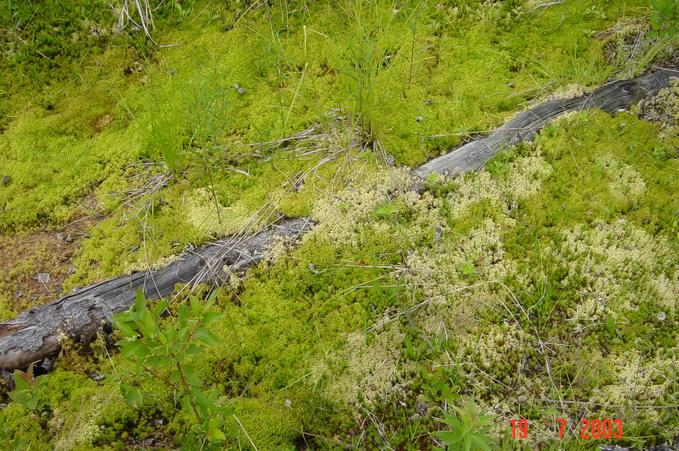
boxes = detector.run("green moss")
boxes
[0,0,657,234]
[517,110,679,234]
[2,0,677,449]
[0,105,142,232]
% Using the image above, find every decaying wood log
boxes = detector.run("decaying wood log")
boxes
[0,68,675,370]
[0,218,314,369]
[414,68,678,178]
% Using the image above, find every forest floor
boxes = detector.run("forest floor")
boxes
[0,0,678,449]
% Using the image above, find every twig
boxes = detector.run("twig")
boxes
[539,399,679,410]
[532,0,563,9]
[233,414,258,450]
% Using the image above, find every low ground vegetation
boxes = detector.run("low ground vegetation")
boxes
[0,0,677,449]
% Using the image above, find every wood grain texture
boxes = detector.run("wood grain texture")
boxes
[0,217,313,369]
[414,69,678,178]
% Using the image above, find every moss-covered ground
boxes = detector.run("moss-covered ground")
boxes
[0,0,677,449]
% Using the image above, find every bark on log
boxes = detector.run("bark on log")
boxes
[414,68,678,178]
[0,218,314,369]
[0,68,676,370]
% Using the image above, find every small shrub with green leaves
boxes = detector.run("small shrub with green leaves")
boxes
[9,364,45,412]
[113,291,232,444]
[434,399,497,451]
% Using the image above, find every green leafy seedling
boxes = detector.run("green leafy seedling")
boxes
[460,262,477,277]
[9,364,44,411]
[113,291,230,444]
[375,201,399,219]
[435,399,497,451]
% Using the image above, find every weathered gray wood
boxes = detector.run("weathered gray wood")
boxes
[0,217,313,369]
[0,68,675,371]
[414,68,678,178]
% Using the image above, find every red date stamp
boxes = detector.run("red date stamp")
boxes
[510,418,623,440]
[576,418,623,440]
[509,419,529,439]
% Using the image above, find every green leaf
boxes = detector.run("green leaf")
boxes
[190,296,202,316]
[113,318,137,338]
[120,339,150,360]
[134,290,147,313]
[439,413,461,429]
[375,201,398,219]
[470,434,492,451]
[120,383,143,406]
[182,366,202,387]
[460,262,476,276]
[147,355,169,369]
[28,397,38,410]
[25,363,35,382]
[202,310,224,325]
[178,324,192,341]
[152,299,170,317]
[194,327,220,347]
[218,403,234,417]
[206,418,226,442]
[181,394,194,414]
[12,371,30,391]
[178,304,189,326]
[185,343,203,355]
[204,290,217,311]
[9,390,32,408]
[434,431,460,446]
[169,370,182,385]
[162,327,177,344]
[436,400,496,450]
[140,308,157,338]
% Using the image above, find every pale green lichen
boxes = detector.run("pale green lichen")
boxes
[310,166,413,246]
[597,153,646,203]
[400,190,447,233]
[542,83,588,101]
[595,349,677,409]
[311,324,413,409]
[632,79,679,123]
[455,322,532,377]
[407,219,515,317]
[182,187,256,237]
[447,152,553,218]
[122,253,180,275]
[53,392,111,450]
[554,219,677,327]
[262,234,294,265]
[3,0,678,448]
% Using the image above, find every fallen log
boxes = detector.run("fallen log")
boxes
[414,68,678,178]
[0,68,675,370]
[0,218,314,370]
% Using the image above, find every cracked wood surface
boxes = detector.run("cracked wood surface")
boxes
[414,69,677,178]
[0,218,314,369]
